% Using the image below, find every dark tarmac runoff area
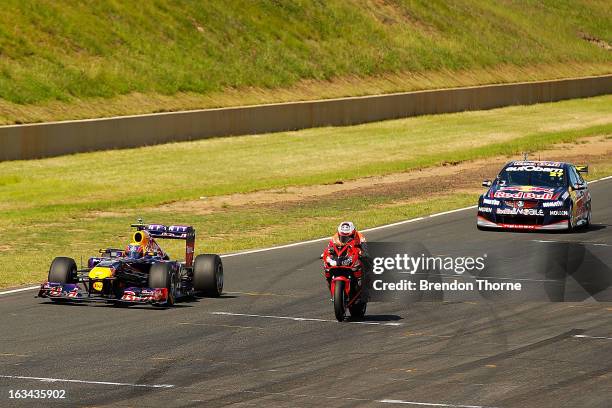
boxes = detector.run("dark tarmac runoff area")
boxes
[1,178,611,407]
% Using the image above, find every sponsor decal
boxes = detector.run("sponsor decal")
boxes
[482,198,500,205]
[510,161,562,167]
[66,288,79,298]
[496,208,544,216]
[499,223,537,229]
[478,206,492,213]
[506,165,564,173]
[542,201,564,208]
[49,286,62,297]
[494,191,554,200]
[92,281,104,291]
[549,210,569,216]
[498,186,555,193]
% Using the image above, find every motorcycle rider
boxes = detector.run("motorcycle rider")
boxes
[331,221,367,249]
[323,221,371,297]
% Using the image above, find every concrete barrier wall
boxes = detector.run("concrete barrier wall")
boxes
[1,75,611,161]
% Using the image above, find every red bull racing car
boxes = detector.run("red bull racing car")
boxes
[38,221,223,306]
[477,161,591,231]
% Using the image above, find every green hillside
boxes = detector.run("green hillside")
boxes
[0,0,610,124]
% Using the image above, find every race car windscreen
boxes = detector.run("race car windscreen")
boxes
[498,167,566,188]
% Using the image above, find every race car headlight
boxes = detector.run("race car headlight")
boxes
[326,256,337,267]
[342,256,353,266]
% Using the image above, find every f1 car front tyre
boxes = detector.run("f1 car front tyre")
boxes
[48,257,77,284]
[193,254,223,297]
[149,263,176,306]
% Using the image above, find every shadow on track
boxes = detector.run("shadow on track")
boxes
[349,314,402,322]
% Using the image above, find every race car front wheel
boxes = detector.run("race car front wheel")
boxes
[149,263,176,306]
[585,202,592,229]
[48,257,77,284]
[193,254,223,297]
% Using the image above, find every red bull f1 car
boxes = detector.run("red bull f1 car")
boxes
[38,221,223,306]
[477,161,591,231]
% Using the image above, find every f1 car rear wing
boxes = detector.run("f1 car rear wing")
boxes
[131,222,196,267]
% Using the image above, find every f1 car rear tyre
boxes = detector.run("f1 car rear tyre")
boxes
[48,257,77,284]
[333,281,347,322]
[193,254,223,297]
[349,302,367,320]
[149,263,175,306]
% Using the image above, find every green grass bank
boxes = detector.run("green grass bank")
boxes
[0,0,610,124]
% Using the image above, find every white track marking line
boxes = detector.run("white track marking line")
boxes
[0,374,174,388]
[210,311,402,326]
[178,322,264,330]
[532,239,611,247]
[573,334,612,341]
[3,174,611,296]
[589,175,612,184]
[0,286,40,296]
[379,399,495,408]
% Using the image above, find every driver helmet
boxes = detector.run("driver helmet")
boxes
[125,244,144,259]
[337,221,356,245]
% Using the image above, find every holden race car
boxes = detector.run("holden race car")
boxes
[477,161,591,231]
[37,221,223,306]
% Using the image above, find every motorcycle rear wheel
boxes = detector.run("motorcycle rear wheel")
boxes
[349,302,367,320]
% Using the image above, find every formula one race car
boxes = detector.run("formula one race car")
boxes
[38,221,223,306]
[477,161,591,231]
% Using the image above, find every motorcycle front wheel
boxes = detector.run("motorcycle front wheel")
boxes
[333,281,347,322]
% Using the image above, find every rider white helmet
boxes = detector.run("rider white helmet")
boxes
[337,221,356,244]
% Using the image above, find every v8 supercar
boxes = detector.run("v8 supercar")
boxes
[38,222,223,306]
[477,161,591,231]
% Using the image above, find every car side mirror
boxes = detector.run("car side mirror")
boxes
[574,183,587,190]
[482,179,492,187]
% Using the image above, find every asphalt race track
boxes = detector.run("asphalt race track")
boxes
[1,178,611,408]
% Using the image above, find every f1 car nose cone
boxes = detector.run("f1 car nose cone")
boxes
[89,266,113,280]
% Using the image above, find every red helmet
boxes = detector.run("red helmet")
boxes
[337,221,356,245]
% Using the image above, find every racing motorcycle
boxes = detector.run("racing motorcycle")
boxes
[322,239,368,321]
